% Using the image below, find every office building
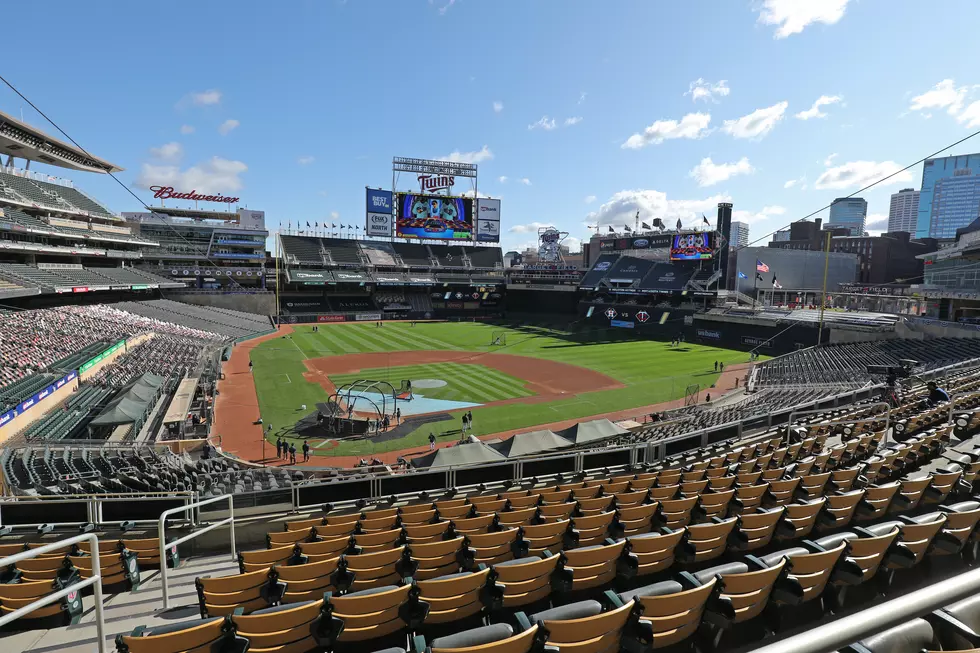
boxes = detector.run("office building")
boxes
[772,229,791,243]
[918,153,980,238]
[729,221,749,248]
[828,197,867,236]
[735,246,857,292]
[768,218,937,285]
[888,188,919,234]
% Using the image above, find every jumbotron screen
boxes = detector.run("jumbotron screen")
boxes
[395,193,474,240]
[670,232,714,260]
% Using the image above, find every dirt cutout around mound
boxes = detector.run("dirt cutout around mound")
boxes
[303,350,624,409]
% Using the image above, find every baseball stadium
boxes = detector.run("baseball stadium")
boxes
[7,9,980,653]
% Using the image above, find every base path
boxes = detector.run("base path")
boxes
[303,350,624,406]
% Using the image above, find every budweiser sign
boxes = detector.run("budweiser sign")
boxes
[149,186,240,204]
[418,174,455,193]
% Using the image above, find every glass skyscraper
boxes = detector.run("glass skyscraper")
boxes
[917,153,980,238]
[828,197,867,236]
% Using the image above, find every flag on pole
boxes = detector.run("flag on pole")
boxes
[772,276,782,289]
[675,218,683,231]
[756,272,764,282]
[756,259,770,273]
[738,271,748,279]
[624,224,632,232]
[607,226,615,233]
[306,221,311,227]
[641,222,652,230]
[331,223,337,228]
[702,214,711,227]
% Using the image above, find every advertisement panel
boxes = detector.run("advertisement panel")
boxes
[79,340,127,374]
[394,193,473,240]
[365,189,394,237]
[611,319,635,329]
[317,315,346,323]
[366,212,392,237]
[476,217,500,242]
[355,313,383,321]
[696,328,722,340]
[475,198,500,221]
[741,335,773,348]
[598,234,673,251]
[670,233,714,260]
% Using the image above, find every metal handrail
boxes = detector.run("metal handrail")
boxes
[787,402,891,443]
[0,533,107,653]
[753,565,980,653]
[159,493,235,609]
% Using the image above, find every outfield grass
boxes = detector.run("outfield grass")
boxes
[329,362,533,403]
[249,322,753,457]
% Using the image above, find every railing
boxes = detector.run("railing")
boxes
[0,533,107,653]
[159,493,235,609]
[753,566,980,653]
[0,492,196,529]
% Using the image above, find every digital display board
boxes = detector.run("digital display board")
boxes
[670,233,714,260]
[395,193,474,240]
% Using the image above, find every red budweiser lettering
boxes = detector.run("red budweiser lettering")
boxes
[417,174,455,193]
[149,186,240,204]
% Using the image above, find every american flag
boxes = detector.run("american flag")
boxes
[756,259,770,273]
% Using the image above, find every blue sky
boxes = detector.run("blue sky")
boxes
[4,0,980,254]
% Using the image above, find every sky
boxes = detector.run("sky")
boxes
[4,0,980,255]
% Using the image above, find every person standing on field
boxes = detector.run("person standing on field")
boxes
[429,433,436,450]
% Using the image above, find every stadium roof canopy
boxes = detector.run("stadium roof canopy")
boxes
[145,206,238,220]
[491,429,573,458]
[0,109,122,173]
[89,373,163,426]
[409,441,507,469]
[555,419,629,445]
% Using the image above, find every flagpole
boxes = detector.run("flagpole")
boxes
[753,271,758,308]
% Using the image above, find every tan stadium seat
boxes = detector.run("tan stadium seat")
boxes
[730,507,785,552]
[417,566,501,624]
[776,498,826,542]
[618,502,658,537]
[733,484,769,514]
[314,521,359,539]
[758,541,849,625]
[492,552,570,608]
[522,597,639,653]
[522,519,575,555]
[321,583,428,649]
[648,485,680,502]
[497,507,540,528]
[812,527,900,609]
[342,545,411,591]
[121,537,178,569]
[404,521,453,544]
[299,535,350,562]
[507,494,543,510]
[656,496,701,529]
[351,527,403,553]
[269,527,315,548]
[628,528,685,578]
[195,568,285,617]
[0,577,84,627]
[815,489,866,532]
[539,503,576,521]
[69,549,139,589]
[115,617,248,653]
[359,514,400,532]
[577,495,615,515]
[232,598,326,652]
[465,528,527,567]
[616,575,724,649]
[474,499,509,515]
[855,483,900,522]
[420,623,544,653]
[540,489,573,503]
[277,556,342,602]
[891,477,934,513]
[572,511,618,547]
[411,536,467,580]
[923,469,965,505]
[284,516,325,532]
[694,558,792,648]
[453,513,498,535]
[678,518,737,564]
[698,489,735,521]
[562,538,636,592]
[239,544,296,573]
[613,490,649,507]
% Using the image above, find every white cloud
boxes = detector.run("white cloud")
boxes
[587,189,731,230]
[722,102,788,139]
[493,101,504,113]
[783,177,805,189]
[135,156,248,194]
[437,145,494,164]
[330,211,340,220]
[189,89,222,106]
[578,92,588,105]
[509,222,550,233]
[824,153,838,166]
[528,116,557,131]
[733,205,787,225]
[959,101,980,128]
[518,178,532,186]
[910,79,967,116]
[815,160,913,190]
[179,125,195,135]
[866,213,889,235]
[685,78,730,103]
[149,142,183,163]
[621,112,711,149]
[460,189,493,199]
[498,176,508,183]
[584,195,597,204]
[689,157,754,187]
[757,0,851,39]
[297,155,315,165]
[218,119,240,135]
[564,236,582,253]
[795,95,842,120]
[564,116,583,126]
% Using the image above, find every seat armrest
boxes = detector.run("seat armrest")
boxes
[800,539,827,553]
[745,555,768,571]
[677,570,702,589]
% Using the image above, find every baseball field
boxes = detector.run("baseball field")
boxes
[246,321,752,457]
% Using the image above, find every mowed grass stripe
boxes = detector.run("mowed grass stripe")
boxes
[386,325,461,351]
[470,365,533,397]
[330,325,389,353]
[444,363,528,400]
[377,326,431,353]
[440,363,516,402]
[437,365,507,402]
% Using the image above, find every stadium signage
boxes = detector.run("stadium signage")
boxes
[741,335,773,348]
[418,174,455,192]
[697,328,721,340]
[317,315,345,323]
[611,319,634,329]
[148,186,240,204]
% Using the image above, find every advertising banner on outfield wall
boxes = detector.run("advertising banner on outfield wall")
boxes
[355,313,383,321]
[317,315,346,323]
[475,198,501,242]
[366,189,394,236]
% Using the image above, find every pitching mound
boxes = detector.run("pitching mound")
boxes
[411,379,448,389]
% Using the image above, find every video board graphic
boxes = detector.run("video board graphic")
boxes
[670,232,714,260]
[395,193,474,240]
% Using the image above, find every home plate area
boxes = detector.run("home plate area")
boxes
[347,387,479,416]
